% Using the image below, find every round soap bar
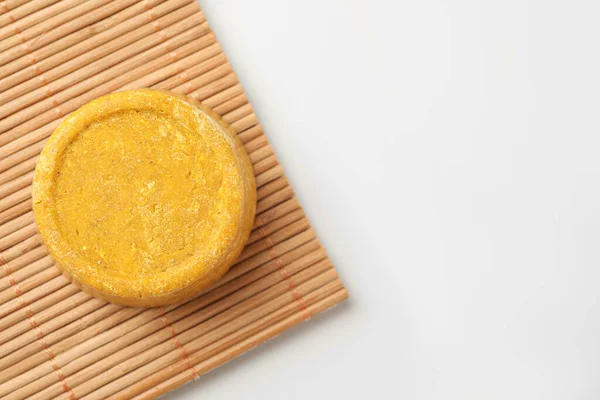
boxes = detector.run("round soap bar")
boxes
[33,90,256,307]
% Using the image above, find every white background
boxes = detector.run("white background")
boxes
[169,1,600,399]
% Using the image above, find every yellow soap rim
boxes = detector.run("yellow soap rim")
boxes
[32,90,256,307]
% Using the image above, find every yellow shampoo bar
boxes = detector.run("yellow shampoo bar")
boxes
[33,90,256,307]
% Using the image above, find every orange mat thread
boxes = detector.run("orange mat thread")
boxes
[2,3,64,118]
[0,253,77,400]
[259,226,310,321]
[158,307,201,380]
[1,1,16,22]
[143,0,192,94]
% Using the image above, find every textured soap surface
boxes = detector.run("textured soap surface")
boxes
[33,90,256,307]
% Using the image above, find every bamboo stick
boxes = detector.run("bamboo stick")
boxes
[215,236,321,300]
[254,198,299,229]
[239,123,265,143]
[0,306,142,384]
[0,295,108,350]
[5,239,319,391]
[237,219,310,264]
[5,0,144,75]
[0,0,30,13]
[0,49,222,174]
[165,62,233,101]
[0,222,36,252]
[0,0,84,44]
[0,186,31,213]
[133,287,347,400]
[257,176,290,200]
[0,299,113,396]
[6,230,320,397]
[169,64,227,94]
[2,238,315,383]
[0,57,239,176]
[188,72,238,104]
[0,49,229,175]
[0,274,69,320]
[231,113,259,133]
[244,135,269,154]
[0,1,60,29]
[0,231,314,380]
[0,10,206,132]
[0,234,44,267]
[0,122,58,160]
[0,291,93,348]
[0,0,29,11]
[248,209,305,246]
[221,103,253,124]
[118,39,216,90]
[0,199,30,225]
[0,0,186,88]
[0,154,37,185]
[0,304,163,393]
[256,164,285,187]
[0,245,44,279]
[0,0,109,57]
[1,21,213,156]
[0,209,32,238]
[0,261,57,305]
[0,235,39,265]
[31,260,335,400]
[0,254,51,292]
[252,154,279,176]
[4,231,324,394]
[213,93,248,115]
[201,83,244,109]
[0,283,80,338]
[0,1,198,113]
[1,244,45,272]
[117,279,344,400]
[231,229,315,285]
[0,140,43,175]
[0,170,32,199]
[249,143,274,164]
[151,50,227,92]
[84,268,339,400]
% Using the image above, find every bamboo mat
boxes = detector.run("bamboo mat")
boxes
[0,0,348,398]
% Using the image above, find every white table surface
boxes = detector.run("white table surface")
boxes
[168,1,600,399]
